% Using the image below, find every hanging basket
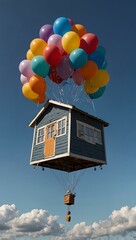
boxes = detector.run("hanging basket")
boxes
[64,193,75,205]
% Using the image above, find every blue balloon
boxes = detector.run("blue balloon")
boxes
[88,50,105,68]
[99,60,108,70]
[69,48,88,69]
[53,17,71,36]
[31,56,50,78]
[89,86,106,99]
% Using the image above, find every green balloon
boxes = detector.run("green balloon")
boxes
[31,56,50,78]
[89,86,106,99]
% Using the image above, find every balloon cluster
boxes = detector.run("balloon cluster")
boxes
[19,17,110,104]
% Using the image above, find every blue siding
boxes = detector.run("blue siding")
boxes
[31,105,69,163]
[70,110,106,162]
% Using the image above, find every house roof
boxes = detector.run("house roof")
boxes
[29,100,109,128]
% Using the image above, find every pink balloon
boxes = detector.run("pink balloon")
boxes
[56,55,74,80]
[20,74,29,85]
[19,60,35,78]
[72,70,84,85]
[48,34,64,55]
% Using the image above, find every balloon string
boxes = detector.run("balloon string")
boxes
[91,100,96,112]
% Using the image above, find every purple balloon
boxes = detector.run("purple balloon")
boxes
[48,34,64,54]
[19,60,35,78]
[39,24,54,42]
[56,55,74,80]
[20,74,29,85]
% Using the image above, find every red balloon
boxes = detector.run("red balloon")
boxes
[49,67,63,84]
[80,33,99,54]
[43,44,62,67]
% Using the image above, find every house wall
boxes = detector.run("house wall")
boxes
[30,104,69,163]
[70,110,107,163]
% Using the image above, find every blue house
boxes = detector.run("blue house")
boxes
[29,100,108,172]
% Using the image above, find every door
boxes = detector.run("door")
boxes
[44,122,57,157]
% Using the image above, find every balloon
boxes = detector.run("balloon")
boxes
[99,60,108,70]
[62,31,80,54]
[88,50,105,68]
[33,94,46,104]
[22,82,39,100]
[31,56,50,78]
[48,34,64,54]
[69,48,87,69]
[72,24,87,37]
[30,38,47,56]
[26,49,35,60]
[20,74,29,85]
[80,33,99,54]
[89,70,110,88]
[72,70,84,85]
[39,24,53,42]
[80,60,98,80]
[56,55,74,79]
[97,45,106,55]
[68,18,74,26]
[29,75,47,95]
[43,44,62,67]
[19,60,35,78]
[84,80,98,94]
[53,17,71,36]
[49,67,63,84]
[89,86,106,99]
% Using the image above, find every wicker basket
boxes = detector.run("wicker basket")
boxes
[64,193,75,205]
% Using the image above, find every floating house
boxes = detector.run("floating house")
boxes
[29,100,108,172]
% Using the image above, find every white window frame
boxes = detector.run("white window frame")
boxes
[77,120,102,145]
[57,117,67,138]
[36,116,67,145]
[36,126,45,145]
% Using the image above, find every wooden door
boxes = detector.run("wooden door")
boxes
[44,122,56,157]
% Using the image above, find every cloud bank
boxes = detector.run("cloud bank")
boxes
[0,204,136,239]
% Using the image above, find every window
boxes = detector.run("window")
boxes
[47,123,55,139]
[77,122,84,139]
[57,117,66,136]
[36,117,67,145]
[94,129,102,144]
[36,127,45,144]
[77,120,102,145]
[84,126,94,144]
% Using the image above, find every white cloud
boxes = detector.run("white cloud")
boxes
[1,204,136,239]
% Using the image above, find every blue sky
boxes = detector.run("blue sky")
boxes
[0,0,136,239]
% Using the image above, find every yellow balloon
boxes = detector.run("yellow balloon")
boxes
[90,70,110,88]
[84,80,98,94]
[62,31,80,54]
[22,82,39,100]
[30,38,47,56]
[26,49,35,60]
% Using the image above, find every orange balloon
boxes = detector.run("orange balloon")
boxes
[84,80,98,94]
[33,94,46,104]
[26,49,35,60]
[80,60,98,80]
[30,38,47,56]
[29,75,47,95]
[22,82,39,100]
[72,24,87,37]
